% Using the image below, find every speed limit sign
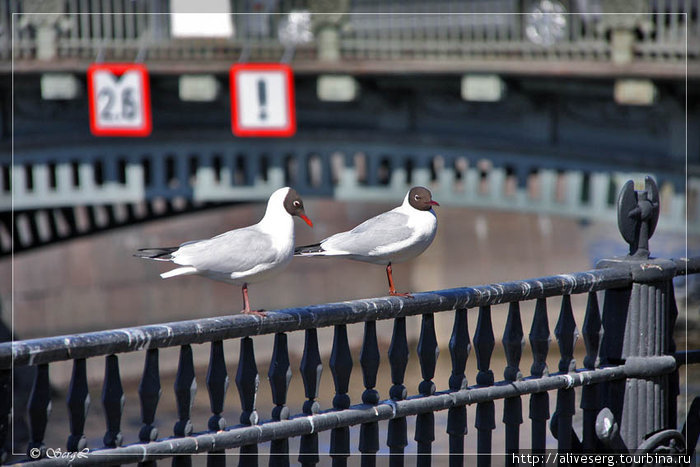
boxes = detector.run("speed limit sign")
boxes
[87,63,152,137]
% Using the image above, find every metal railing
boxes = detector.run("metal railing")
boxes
[341,0,698,63]
[1,141,694,256]
[3,0,699,74]
[1,176,698,465]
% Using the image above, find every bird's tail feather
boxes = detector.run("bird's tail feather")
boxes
[294,243,324,256]
[161,267,198,279]
[134,247,178,261]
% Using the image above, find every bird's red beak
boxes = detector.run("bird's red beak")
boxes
[299,214,313,227]
[430,200,440,206]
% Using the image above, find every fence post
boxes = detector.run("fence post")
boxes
[598,176,677,451]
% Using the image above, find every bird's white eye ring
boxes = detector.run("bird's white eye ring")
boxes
[293,200,301,208]
[414,194,420,200]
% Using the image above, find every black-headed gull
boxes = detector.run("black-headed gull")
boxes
[295,186,438,297]
[136,187,312,315]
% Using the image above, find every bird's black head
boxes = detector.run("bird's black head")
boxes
[408,186,439,211]
[283,188,313,227]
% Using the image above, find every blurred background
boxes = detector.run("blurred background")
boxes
[0,0,699,461]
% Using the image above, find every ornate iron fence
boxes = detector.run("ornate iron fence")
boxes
[0,176,698,465]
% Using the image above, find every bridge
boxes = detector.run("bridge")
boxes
[3,137,694,256]
[2,0,698,255]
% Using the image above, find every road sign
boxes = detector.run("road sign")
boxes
[87,63,152,137]
[230,63,296,137]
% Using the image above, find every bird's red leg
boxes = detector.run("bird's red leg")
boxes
[386,263,413,298]
[241,283,266,316]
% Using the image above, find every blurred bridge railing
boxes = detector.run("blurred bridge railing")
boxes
[0,177,699,465]
[3,0,699,76]
[1,141,694,256]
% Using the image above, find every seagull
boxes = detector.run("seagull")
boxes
[135,187,312,315]
[295,186,438,297]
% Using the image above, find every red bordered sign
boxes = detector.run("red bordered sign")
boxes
[87,63,152,137]
[230,63,296,137]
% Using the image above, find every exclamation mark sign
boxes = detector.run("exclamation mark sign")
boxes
[257,79,267,121]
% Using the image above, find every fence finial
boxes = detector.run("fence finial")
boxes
[617,176,659,257]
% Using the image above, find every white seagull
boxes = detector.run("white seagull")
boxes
[295,186,438,297]
[135,187,313,315]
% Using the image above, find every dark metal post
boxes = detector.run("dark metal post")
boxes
[236,337,259,467]
[447,308,470,467]
[299,329,322,467]
[581,292,602,451]
[667,285,679,431]
[615,272,674,450]
[174,345,197,437]
[528,298,550,454]
[359,321,380,467]
[102,355,125,448]
[502,302,524,464]
[27,363,51,459]
[473,305,495,467]
[173,345,197,467]
[415,313,439,467]
[553,295,579,453]
[598,177,676,451]
[268,333,292,467]
[207,341,229,467]
[139,349,161,443]
[66,358,90,452]
[329,324,353,467]
[207,341,229,432]
[138,349,161,467]
[387,316,409,467]
[0,368,8,463]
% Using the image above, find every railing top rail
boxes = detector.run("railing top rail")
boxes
[4,257,696,369]
[5,132,692,178]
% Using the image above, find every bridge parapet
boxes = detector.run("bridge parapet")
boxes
[3,0,699,76]
[1,141,693,255]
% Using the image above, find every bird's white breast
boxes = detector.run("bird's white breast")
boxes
[259,213,295,258]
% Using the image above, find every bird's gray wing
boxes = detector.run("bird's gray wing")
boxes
[322,211,412,255]
[172,226,276,273]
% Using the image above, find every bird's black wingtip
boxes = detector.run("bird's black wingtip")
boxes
[134,247,178,260]
[294,243,323,255]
